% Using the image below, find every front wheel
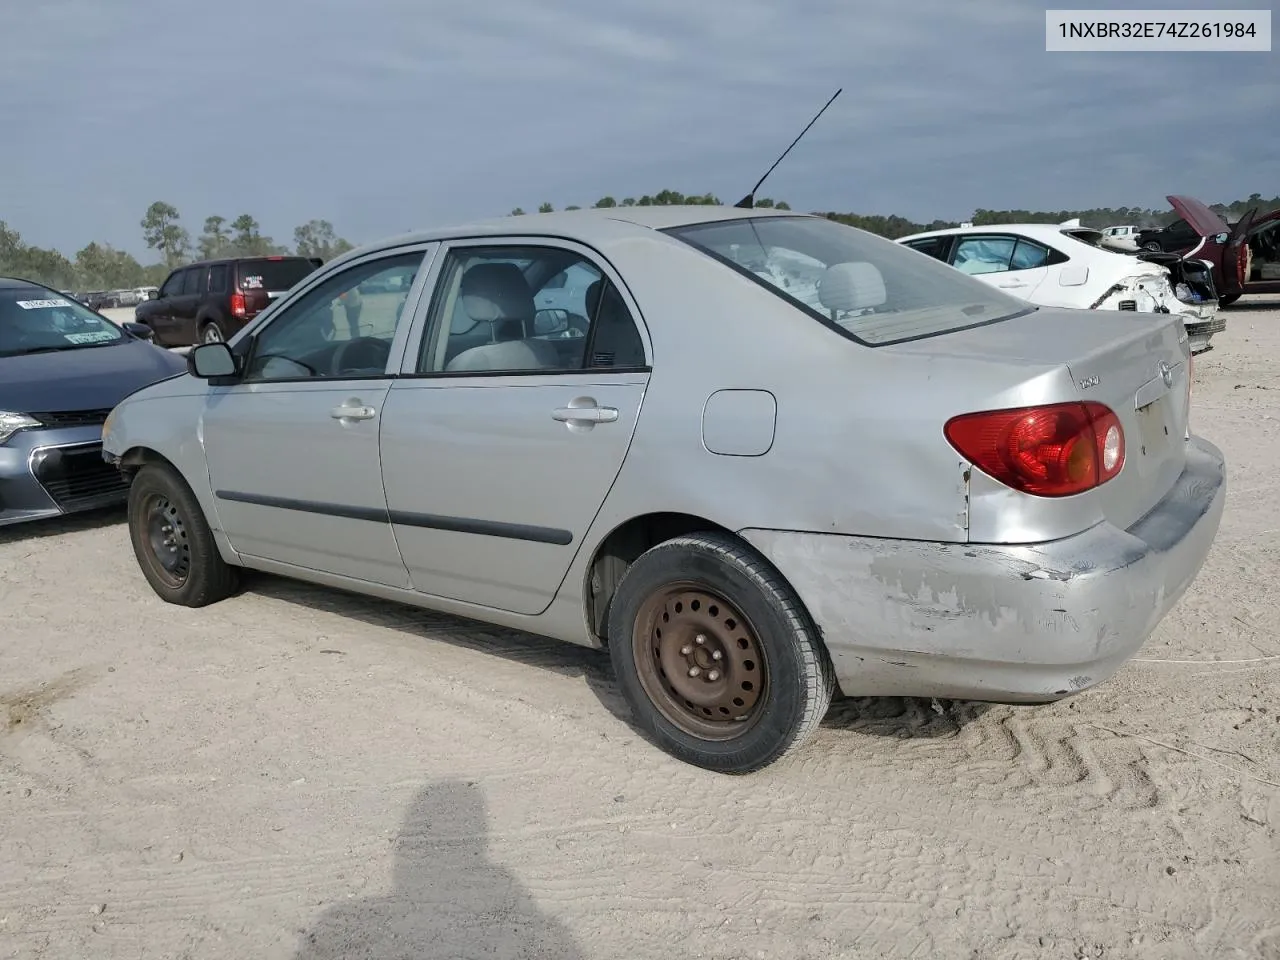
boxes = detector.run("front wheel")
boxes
[607,532,836,774]
[127,462,239,607]
[1217,293,1241,307]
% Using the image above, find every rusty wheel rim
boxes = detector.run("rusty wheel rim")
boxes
[632,582,769,741]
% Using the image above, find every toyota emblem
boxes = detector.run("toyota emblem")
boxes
[1159,360,1173,387]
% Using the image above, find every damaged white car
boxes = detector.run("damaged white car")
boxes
[897,221,1223,354]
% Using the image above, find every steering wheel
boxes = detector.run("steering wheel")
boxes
[330,336,392,376]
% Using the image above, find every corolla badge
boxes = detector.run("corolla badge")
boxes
[1078,374,1100,390]
[1159,360,1173,387]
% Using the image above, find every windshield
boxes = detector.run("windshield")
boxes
[0,288,126,358]
[664,215,1031,345]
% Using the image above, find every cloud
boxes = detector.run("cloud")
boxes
[0,0,1274,256]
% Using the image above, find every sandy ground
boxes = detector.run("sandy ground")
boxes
[2,298,1278,960]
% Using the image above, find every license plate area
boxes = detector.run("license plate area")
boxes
[1134,396,1173,457]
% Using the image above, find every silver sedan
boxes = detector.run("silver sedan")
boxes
[101,206,1226,773]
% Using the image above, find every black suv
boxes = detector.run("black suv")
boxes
[135,255,321,346]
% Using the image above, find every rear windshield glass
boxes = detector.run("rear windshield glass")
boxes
[664,216,1030,346]
[0,288,124,358]
[236,259,316,292]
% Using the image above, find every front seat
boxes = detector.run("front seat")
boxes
[584,279,646,367]
[445,263,562,372]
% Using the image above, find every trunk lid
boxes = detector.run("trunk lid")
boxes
[890,306,1191,533]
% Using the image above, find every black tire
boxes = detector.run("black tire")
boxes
[1142,241,1162,252]
[199,319,225,344]
[127,462,239,607]
[1218,293,1241,307]
[607,531,836,774]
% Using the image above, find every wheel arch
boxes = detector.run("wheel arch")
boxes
[118,444,181,481]
[582,512,814,649]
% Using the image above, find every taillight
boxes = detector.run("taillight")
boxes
[945,401,1125,497]
[231,292,246,317]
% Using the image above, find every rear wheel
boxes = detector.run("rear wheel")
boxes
[127,463,239,607]
[200,320,225,343]
[607,532,836,774]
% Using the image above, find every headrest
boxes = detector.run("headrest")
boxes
[585,277,624,322]
[459,262,534,326]
[818,261,886,314]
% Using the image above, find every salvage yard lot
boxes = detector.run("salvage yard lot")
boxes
[2,301,1278,959]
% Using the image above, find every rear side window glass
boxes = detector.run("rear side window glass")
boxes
[208,264,229,293]
[237,258,317,292]
[666,216,1030,346]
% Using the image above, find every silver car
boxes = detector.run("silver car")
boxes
[100,207,1226,774]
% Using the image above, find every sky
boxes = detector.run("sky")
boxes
[0,0,1275,260]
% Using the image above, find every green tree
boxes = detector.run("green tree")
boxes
[140,201,190,267]
[594,196,617,208]
[75,242,144,289]
[510,207,526,216]
[565,205,581,211]
[293,219,354,261]
[228,214,281,256]
[197,215,231,260]
[538,202,554,213]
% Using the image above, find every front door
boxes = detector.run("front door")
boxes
[380,240,651,615]
[147,268,187,345]
[201,247,434,586]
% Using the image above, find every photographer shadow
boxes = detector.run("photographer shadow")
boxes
[293,779,584,960]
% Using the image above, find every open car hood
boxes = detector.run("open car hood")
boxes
[1167,194,1230,237]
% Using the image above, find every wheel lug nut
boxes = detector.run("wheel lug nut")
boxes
[688,667,701,678]
[711,650,723,661]
[680,645,692,656]
[707,670,720,681]
[695,634,706,645]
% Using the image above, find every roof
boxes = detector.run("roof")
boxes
[350,205,810,258]
[179,253,317,268]
[897,222,1096,243]
[0,276,45,290]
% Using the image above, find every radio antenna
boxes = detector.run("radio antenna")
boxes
[734,87,842,209]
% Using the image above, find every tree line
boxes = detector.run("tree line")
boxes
[3,191,1276,293]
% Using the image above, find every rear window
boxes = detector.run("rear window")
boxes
[236,258,316,292]
[664,215,1030,346]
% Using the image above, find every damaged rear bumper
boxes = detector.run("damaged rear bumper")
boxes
[738,436,1226,703]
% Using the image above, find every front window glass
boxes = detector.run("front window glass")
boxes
[665,216,1028,345]
[242,251,425,382]
[0,288,125,357]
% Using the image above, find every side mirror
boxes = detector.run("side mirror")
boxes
[188,341,238,379]
[122,322,154,341]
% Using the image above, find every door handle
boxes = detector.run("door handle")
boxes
[997,281,1026,288]
[552,405,618,424]
[330,402,377,421]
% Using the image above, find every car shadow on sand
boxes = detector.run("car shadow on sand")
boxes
[291,778,585,960]
[249,573,989,746]
[0,505,125,546]
[1227,297,1280,312]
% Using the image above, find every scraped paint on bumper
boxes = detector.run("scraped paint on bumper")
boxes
[739,435,1226,703]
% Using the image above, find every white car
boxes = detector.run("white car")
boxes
[1099,225,1141,252]
[896,222,1223,354]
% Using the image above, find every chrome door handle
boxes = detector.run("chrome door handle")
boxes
[552,406,618,424]
[330,402,377,421]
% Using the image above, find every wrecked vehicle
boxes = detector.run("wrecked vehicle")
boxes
[101,206,1225,773]
[897,221,1224,353]
[1138,195,1268,307]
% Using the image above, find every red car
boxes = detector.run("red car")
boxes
[1139,195,1280,307]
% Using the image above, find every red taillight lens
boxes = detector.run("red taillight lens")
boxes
[945,401,1125,497]
[231,292,246,317]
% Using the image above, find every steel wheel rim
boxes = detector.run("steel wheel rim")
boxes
[203,325,223,343]
[143,494,191,587]
[632,582,769,741]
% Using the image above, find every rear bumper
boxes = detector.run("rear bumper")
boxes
[1184,315,1226,354]
[739,436,1226,702]
[0,427,128,527]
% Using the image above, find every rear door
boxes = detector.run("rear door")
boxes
[379,238,651,615]
[948,234,1050,301]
